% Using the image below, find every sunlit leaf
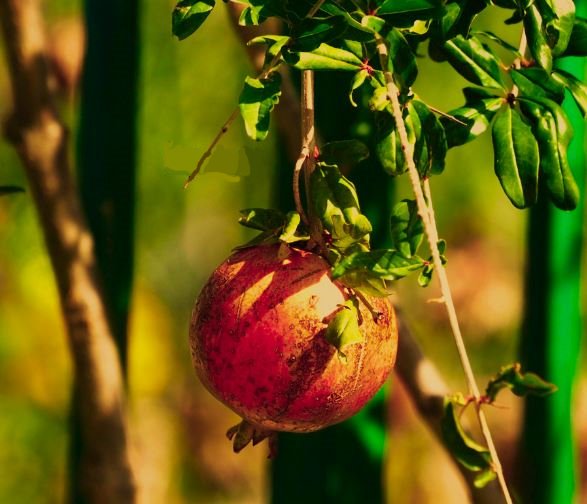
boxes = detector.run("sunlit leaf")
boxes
[443,35,506,88]
[485,363,558,402]
[519,97,579,210]
[389,199,424,258]
[491,105,539,208]
[441,398,493,476]
[172,0,215,40]
[284,43,363,71]
[239,73,282,141]
[325,299,363,361]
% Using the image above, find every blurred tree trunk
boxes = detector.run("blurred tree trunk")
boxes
[0,1,136,502]
[271,72,393,504]
[72,0,140,502]
[518,3,586,501]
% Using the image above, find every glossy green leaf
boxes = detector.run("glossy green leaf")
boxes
[361,15,386,33]
[377,0,439,17]
[473,30,522,56]
[0,186,25,196]
[389,199,424,258]
[289,16,348,52]
[387,29,418,91]
[524,3,553,71]
[485,363,558,403]
[441,97,504,148]
[374,111,403,175]
[320,140,370,166]
[436,0,487,40]
[172,0,215,40]
[511,67,565,104]
[552,69,587,117]
[310,164,372,250]
[563,17,587,56]
[325,299,363,361]
[248,35,290,66]
[417,262,434,287]
[412,100,447,176]
[519,97,579,210]
[349,69,369,107]
[239,73,282,141]
[443,35,506,88]
[279,211,309,244]
[441,398,493,474]
[331,249,425,281]
[491,105,539,208]
[283,43,363,71]
[542,0,575,56]
[238,208,285,231]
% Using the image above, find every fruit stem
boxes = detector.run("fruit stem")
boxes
[374,35,513,504]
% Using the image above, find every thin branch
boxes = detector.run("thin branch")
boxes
[374,35,513,504]
[183,108,239,188]
[0,1,136,502]
[293,145,310,224]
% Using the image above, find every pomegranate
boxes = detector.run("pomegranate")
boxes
[189,244,398,434]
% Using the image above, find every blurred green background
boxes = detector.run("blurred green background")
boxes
[0,1,585,503]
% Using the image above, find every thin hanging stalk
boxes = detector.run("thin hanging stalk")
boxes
[374,35,513,504]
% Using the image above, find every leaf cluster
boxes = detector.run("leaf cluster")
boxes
[173,0,587,211]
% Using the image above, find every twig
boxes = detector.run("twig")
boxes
[374,34,513,504]
[183,108,239,188]
[0,0,136,502]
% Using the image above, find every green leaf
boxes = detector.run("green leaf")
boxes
[374,111,403,175]
[563,17,587,56]
[511,67,565,104]
[278,211,309,243]
[474,469,497,488]
[331,249,425,281]
[441,97,504,148]
[239,73,282,141]
[377,0,439,17]
[283,43,363,71]
[361,15,386,33]
[472,30,522,56]
[541,0,575,56]
[443,35,506,88]
[390,199,424,258]
[0,186,25,196]
[172,0,215,40]
[238,208,285,231]
[552,69,587,118]
[485,363,558,402]
[491,105,540,208]
[417,262,434,287]
[411,100,447,176]
[310,164,372,250]
[524,3,553,71]
[248,35,290,67]
[289,16,348,52]
[320,140,370,166]
[324,299,363,361]
[387,29,418,91]
[441,398,493,474]
[519,97,579,210]
[349,69,369,107]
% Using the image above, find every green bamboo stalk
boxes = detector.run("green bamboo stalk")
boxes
[73,1,139,502]
[271,72,393,504]
[518,5,585,501]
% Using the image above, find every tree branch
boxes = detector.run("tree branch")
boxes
[0,1,136,502]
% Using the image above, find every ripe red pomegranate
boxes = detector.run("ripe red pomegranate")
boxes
[189,244,398,434]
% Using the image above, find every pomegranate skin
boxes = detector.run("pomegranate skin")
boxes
[189,244,398,432]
